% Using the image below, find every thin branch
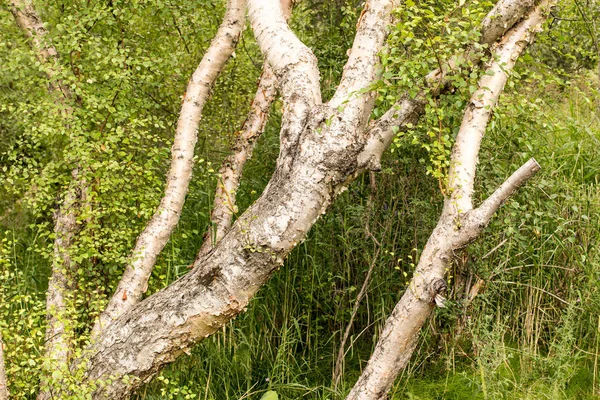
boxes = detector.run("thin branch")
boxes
[472,158,541,223]
[445,3,547,215]
[358,0,544,171]
[198,65,278,257]
[199,0,295,256]
[93,0,247,336]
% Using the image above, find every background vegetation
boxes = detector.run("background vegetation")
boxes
[0,0,598,398]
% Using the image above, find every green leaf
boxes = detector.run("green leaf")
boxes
[260,391,278,400]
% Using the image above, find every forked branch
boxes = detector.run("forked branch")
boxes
[358,0,543,172]
[347,2,550,398]
[199,0,293,256]
[247,0,321,161]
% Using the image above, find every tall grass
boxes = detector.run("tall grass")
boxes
[132,66,600,399]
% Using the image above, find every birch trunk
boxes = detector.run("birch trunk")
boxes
[347,2,551,398]
[93,0,247,335]
[199,0,293,255]
[3,0,555,397]
[70,0,554,398]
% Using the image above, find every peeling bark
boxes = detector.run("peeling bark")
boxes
[199,0,293,256]
[93,0,247,336]
[67,1,555,398]
[2,0,553,397]
[347,3,550,398]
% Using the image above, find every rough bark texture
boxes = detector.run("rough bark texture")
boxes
[199,64,278,256]
[44,175,80,363]
[78,1,399,398]
[93,0,247,336]
[199,0,292,256]
[69,0,556,398]
[1,0,551,397]
[346,2,550,398]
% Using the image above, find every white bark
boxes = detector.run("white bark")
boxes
[359,0,545,173]
[347,2,550,398]
[0,330,7,400]
[329,0,399,128]
[199,63,278,256]
[199,0,292,256]
[0,0,546,397]
[93,0,247,336]
[247,0,321,168]
[8,4,80,398]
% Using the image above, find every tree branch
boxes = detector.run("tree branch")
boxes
[445,1,547,214]
[347,2,550,398]
[329,0,398,128]
[9,3,81,395]
[70,1,548,398]
[471,158,541,223]
[247,0,321,164]
[198,63,278,256]
[358,0,544,172]
[198,0,293,256]
[93,0,247,336]
[9,0,71,98]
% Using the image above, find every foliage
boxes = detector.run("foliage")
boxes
[0,0,598,398]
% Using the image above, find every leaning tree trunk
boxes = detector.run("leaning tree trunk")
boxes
[1,0,549,398]
[92,0,247,336]
[347,2,551,398]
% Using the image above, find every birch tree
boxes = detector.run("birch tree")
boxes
[1,0,556,398]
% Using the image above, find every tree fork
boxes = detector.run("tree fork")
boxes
[93,0,247,336]
[199,0,293,256]
[347,2,551,397]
